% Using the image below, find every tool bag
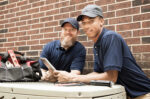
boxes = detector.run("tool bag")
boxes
[0,50,42,82]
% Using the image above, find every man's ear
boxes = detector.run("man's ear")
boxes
[100,18,104,27]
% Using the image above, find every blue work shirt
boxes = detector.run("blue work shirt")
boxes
[94,28,150,98]
[39,40,86,72]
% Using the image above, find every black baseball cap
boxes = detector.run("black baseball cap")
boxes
[61,18,79,30]
[77,4,103,21]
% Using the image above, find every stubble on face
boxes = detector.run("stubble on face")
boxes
[60,34,76,49]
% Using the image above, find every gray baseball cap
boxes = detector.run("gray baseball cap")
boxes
[77,4,103,21]
[61,18,79,30]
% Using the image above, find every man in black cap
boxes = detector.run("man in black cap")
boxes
[55,5,150,99]
[39,18,86,82]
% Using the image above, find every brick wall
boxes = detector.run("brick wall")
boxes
[0,0,150,76]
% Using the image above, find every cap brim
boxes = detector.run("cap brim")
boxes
[77,13,97,21]
[61,22,78,30]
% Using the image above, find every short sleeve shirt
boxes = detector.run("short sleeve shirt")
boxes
[94,28,150,98]
[39,40,86,72]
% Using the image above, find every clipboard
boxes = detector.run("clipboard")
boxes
[40,57,56,71]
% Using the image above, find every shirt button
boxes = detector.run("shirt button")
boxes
[96,53,98,56]
[95,46,97,48]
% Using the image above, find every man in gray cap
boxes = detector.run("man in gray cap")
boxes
[55,5,150,99]
[39,18,86,82]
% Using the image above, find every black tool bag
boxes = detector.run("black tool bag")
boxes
[0,50,42,82]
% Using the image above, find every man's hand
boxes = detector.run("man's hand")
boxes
[54,71,77,82]
[41,69,57,83]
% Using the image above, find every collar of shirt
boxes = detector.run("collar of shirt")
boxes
[56,40,77,52]
[94,28,106,48]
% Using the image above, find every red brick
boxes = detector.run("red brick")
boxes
[27,19,39,24]
[40,27,53,33]
[133,13,150,21]
[21,4,31,10]
[16,21,26,26]
[0,25,4,29]
[133,45,150,53]
[60,6,75,13]
[31,23,44,29]
[55,1,69,8]
[70,11,81,17]
[0,6,5,10]
[0,10,8,15]
[109,16,132,24]
[141,4,150,13]
[16,31,26,36]
[5,33,15,37]
[9,27,18,32]
[16,11,26,16]
[117,22,141,31]
[0,15,4,20]
[44,32,58,38]
[5,13,15,18]
[27,30,39,35]
[118,31,132,38]
[101,6,107,12]
[78,35,87,41]
[46,9,59,16]
[108,1,131,11]
[0,19,8,24]
[45,21,58,27]
[142,53,150,61]
[81,41,93,47]
[76,2,94,10]
[105,25,115,31]
[87,48,93,54]
[0,34,4,38]
[19,26,30,31]
[0,44,3,47]
[19,36,30,41]
[46,0,59,4]
[116,7,140,16]
[9,7,19,13]
[28,8,39,14]
[95,0,115,6]
[4,42,14,47]
[31,45,43,50]
[31,34,43,40]
[116,0,127,2]
[0,48,7,52]
[8,37,18,42]
[20,15,31,21]
[70,0,87,5]
[32,1,44,7]
[27,40,39,45]
[32,12,45,18]
[86,55,94,61]
[40,39,53,44]
[17,0,28,6]
[9,0,18,3]
[6,3,16,9]
[142,21,150,28]
[40,4,53,11]
[54,26,61,31]
[133,53,142,61]
[103,11,115,18]
[133,29,150,37]
[124,38,140,45]
[40,16,53,22]
[9,17,19,22]
[54,13,69,20]
[5,23,15,28]
[15,41,26,46]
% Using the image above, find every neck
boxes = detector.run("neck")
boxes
[92,27,103,43]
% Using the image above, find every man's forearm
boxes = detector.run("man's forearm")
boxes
[73,70,118,83]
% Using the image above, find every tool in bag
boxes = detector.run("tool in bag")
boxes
[0,50,42,82]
